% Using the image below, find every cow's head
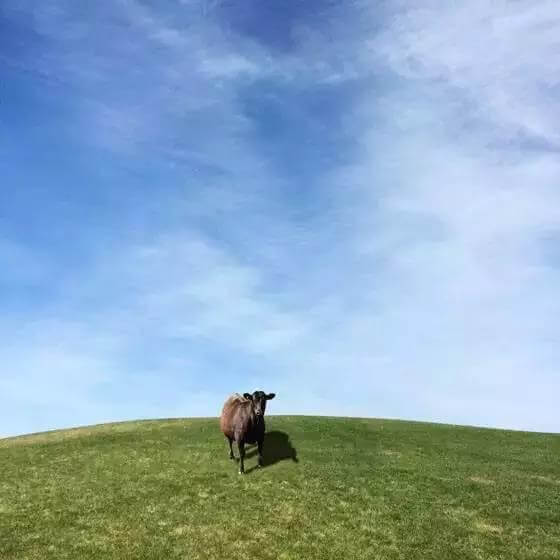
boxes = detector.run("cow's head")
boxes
[243,390,275,417]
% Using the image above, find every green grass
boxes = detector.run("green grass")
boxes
[1,416,560,559]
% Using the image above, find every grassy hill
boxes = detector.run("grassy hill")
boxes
[1,416,559,559]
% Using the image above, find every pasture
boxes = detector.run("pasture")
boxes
[1,416,559,559]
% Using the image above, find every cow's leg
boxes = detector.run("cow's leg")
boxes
[257,438,264,468]
[238,440,246,474]
[226,436,234,460]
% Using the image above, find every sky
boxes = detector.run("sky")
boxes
[1,1,559,437]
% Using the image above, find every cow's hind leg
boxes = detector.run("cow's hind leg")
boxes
[238,440,246,474]
[226,436,234,460]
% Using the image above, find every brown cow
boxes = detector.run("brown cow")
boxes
[220,390,275,474]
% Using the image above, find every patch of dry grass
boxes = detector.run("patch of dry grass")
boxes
[469,476,495,485]
[474,521,503,534]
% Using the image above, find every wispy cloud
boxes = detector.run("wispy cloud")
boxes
[1,0,559,436]
[374,0,560,146]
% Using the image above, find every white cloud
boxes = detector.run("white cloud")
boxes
[373,0,560,145]
[0,230,314,435]
[313,0,560,430]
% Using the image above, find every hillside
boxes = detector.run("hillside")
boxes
[1,416,559,559]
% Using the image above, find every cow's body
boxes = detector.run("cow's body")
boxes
[220,393,265,444]
[220,391,275,474]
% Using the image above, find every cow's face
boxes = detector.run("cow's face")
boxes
[243,390,275,417]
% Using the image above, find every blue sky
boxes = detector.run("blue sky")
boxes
[1,0,559,436]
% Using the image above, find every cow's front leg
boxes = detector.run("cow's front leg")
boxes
[226,436,234,460]
[257,439,264,468]
[238,440,245,474]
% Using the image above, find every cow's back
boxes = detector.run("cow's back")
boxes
[220,393,249,437]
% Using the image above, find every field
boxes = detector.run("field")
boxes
[1,416,559,559]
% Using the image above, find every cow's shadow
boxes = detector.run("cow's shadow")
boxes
[245,431,298,471]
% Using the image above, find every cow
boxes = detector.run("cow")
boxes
[219,390,276,474]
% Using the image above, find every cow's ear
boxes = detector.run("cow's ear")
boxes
[266,393,276,400]
[243,393,252,400]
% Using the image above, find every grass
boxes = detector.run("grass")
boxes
[1,416,560,559]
